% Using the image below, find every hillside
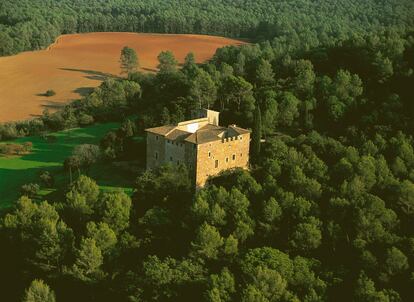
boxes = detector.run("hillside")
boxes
[0,1,413,302]
[0,32,244,122]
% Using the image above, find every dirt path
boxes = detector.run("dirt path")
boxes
[0,32,245,122]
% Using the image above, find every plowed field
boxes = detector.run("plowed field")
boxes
[0,32,244,122]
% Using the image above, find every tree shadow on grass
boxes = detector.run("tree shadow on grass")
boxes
[141,67,157,72]
[15,124,118,164]
[0,123,120,207]
[0,166,59,208]
[0,163,134,209]
[73,87,94,97]
[40,100,66,110]
[59,68,117,81]
[36,92,53,97]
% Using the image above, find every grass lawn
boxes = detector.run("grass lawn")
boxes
[0,123,135,208]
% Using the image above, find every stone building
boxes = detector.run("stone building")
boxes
[145,109,250,187]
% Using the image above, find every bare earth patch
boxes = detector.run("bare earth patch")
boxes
[0,32,245,122]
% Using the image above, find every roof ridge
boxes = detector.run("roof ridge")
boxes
[164,126,178,136]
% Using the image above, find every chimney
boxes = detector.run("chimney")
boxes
[191,109,220,126]
[205,109,219,126]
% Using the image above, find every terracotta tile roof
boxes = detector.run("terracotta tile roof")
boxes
[165,129,191,142]
[145,120,250,145]
[183,124,225,144]
[228,125,251,135]
[145,125,175,135]
[199,124,226,131]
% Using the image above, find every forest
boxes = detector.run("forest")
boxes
[0,0,413,56]
[1,0,414,302]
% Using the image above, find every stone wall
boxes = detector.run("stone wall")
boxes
[185,143,197,181]
[146,133,197,173]
[165,139,187,165]
[147,131,250,187]
[195,133,250,187]
[146,132,166,170]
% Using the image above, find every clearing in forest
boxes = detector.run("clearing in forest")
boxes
[0,32,245,122]
[0,122,135,208]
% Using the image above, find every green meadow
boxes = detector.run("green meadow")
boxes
[0,123,134,208]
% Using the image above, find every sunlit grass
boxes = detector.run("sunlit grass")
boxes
[0,123,135,208]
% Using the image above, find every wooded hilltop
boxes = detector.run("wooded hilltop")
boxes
[0,1,413,302]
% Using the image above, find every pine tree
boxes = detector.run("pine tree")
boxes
[157,50,178,73]
[252,105,262,160]
[23,279,55,302]
[120,46,139,75]
[70,238,104,282]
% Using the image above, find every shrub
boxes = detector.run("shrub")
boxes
[21,183,40,198]
[45,89,56,97]
[23,142,33,152]
[39,170,54,187]
[0,142,32,155]
[78,113,94,126]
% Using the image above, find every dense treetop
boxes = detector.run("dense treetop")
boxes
[1,0,414,55]
[0,0,414,301]
[1,26,413,300]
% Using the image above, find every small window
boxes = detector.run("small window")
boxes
[208,151,211,158]
[232,154,236,160]
[240,136,243,140]
[215,160,219,168]
[240,153,243,157]
[170,156,173,161]
[226,157,229,163]
[156,135,159,140]
[155,152,158,159]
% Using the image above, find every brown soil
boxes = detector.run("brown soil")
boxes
[0,32,245,122]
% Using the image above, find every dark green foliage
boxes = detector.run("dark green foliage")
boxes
[205,268,235,302]
[157,50,178,73]
[0,1,414,301]
[141,255,205,300]
[1,0,413,57]
[20,183,40,198]
[2,196,74,274]
[23,279,56,302]
[39,170,54,187]
[100,190,132,233]
[251,104,262,160]
[69,237,105,282]
[120,46,139,75]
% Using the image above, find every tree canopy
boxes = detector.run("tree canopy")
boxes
[0,1,414,301]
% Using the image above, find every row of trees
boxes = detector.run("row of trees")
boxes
[1,0,413,56]
[125,28,413,139]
